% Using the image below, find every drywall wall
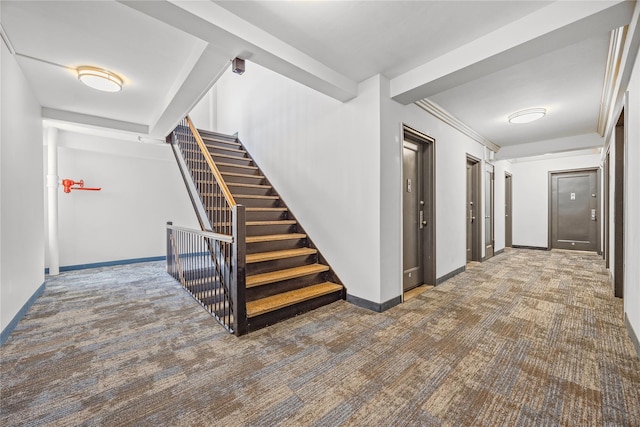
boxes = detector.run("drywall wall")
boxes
[45,131,198,268]
[509,152,601,248]
[215,64,382,303]
[624,46,640,347]
[189,86,217,131]
[1,41,45,333]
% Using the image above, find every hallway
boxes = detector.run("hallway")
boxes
[1,249,639,425]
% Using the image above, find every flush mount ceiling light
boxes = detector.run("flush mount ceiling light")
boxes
[77,66,123,92]
[508,108,546,124]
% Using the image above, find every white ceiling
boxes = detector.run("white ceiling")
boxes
[1,0,636,157]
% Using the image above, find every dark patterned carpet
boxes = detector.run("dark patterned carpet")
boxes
[1,249,639,426]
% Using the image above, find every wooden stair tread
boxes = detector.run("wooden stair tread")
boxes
[246,248,317,264]
[246,264,329,288]
[246,233,306,243]
[212,220,296,227]
[227,182,272,190]
[210,152,251,161]
[200,135,240,146]
[247,207,287,212]
[234,194,279,200]
[221,172,265,180]
[216,162,258,171]
[205,144,246,154]
[247,220,296,226]
[208,207,287,212]
[246,282,342,317]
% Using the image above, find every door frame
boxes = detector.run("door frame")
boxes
[400,124,436,294]
[603,149,610,267]
[547,167,599,251]
[483,164,495,260]
[614,108,625,298]
[505,172,513,248]
[466,155,482,262]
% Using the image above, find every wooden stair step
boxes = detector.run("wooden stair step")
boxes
[246,233,306,244]
[234,194,279,200]
[212,220,296,227]
[216,162,258,171]
[247,220,296,226]
[227,182,272,190]
[246,248,317,264]
[205,144,246,155]
[211,152,251,161]
[200,135,240,146]
[222,172,265,180]
[247,207,288,212]
[246,282,342,317]
[247,264,329,288]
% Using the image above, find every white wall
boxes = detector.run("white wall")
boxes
[509,152,601,248]
[45,131,198,268]
[623,47,640,345]
[215,64,383,303]
[1,41,45,332]
[189,86,217,131]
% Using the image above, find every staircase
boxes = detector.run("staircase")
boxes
[167,118,344,334]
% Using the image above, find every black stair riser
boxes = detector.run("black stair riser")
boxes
[227,186,273,196]
[246,210,289,222]
[246,239,308,254]
[223,176,266,185]
[232,198,281,208]
[207,147,247,157]
[247,291,343,332]
[246,272,329,301]
[246,224,297,237]
[210,154,253,166]
[246,254,318,276]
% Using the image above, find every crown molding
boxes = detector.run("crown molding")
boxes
[415,99,500,153]
[598,26,627,137]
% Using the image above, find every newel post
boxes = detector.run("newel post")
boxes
[232,205,247,335]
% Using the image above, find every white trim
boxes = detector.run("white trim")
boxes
[598,26,627,137]
[415,98,501,153]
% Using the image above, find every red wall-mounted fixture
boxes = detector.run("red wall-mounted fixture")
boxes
[61,179,101,193]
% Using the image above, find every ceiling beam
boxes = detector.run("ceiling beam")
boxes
[495,133,604,160]
[390,0,634,105]
[120,0,357,103]
[149,44,230,138]
[42,108,148,134]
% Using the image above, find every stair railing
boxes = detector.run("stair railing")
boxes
[168,117,247,335]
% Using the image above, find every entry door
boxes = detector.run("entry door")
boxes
[485,167,494,259]
[505,173,513,247]
[403,141,423,291]
[466,158,480,262]
[550,170,598,251]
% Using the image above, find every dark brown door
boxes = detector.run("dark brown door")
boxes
[466,158,480,262]
[550,170,598,251]
[485,167,494,259]
[505,173,513,247]
[614,110,624,298]
[403,140,423,291]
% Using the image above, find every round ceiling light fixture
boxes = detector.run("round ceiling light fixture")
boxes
[77,66,123,92]
[508,108,546,124]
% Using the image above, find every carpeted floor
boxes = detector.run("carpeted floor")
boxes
[1,249,639,426]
